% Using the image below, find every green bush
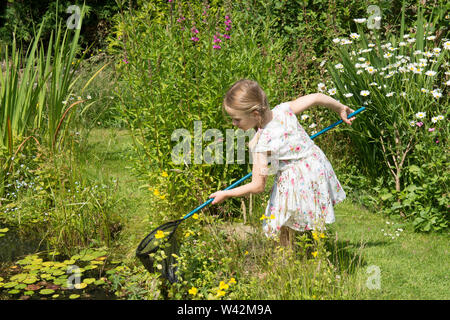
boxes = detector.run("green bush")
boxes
[326,3,448,231]
[111,0,297,214]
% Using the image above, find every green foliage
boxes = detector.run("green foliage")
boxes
[0,249,119,299]
[111,0,297,215]
[326,3,448,231]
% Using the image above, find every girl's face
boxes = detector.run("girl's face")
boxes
[224,106,260,131]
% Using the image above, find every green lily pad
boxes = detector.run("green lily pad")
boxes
[39,289,55,295]
[7,289,20,295]
[14,283,27,290]
[69,294,80,299]
[83,278,96,285]
[10,273,28,282]
[24,290,35,296]
[3,281,18,288]
[23,277,38,284]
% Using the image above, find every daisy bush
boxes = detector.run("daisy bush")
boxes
[325,5,448,232]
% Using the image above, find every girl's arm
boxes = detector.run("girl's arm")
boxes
[289,93,355,125]
[209,152,268,204]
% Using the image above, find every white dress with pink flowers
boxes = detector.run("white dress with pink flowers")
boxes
[250,102,346,237]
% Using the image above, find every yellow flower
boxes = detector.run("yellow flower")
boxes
[161,171,168,177]
[188,287,198,296]
[244,250,249,255]
[219,281,229,290]
[185,231,192,238]
[216,290,226,297]
[270,214,275,220]
[312,231,319,241]
[153,189,160,196]
[155,230,165,239]
[228,278,237,285]
[311,251,318,258]
[192,213,199,219]
[319,232,326,239]
[160,195,166,200]
[259,215,266,220]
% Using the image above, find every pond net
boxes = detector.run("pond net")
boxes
[135,220,181,284]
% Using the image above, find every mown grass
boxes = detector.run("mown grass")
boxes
[82,127,449,300]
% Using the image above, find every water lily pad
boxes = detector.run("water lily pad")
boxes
[74,282,87,289]
[10,273,28,282]
[42,261,54,267]
[3,281,18,288]
[0,227,9,232]
[25,284,41,291]
[14,283,27,290]
[69,294,80,299]
[8,289,20,295]
[23,277,38,284]
[23,290,35,296]
[94,279,106,285]
[52,294,60,299]
[82,278,96,285]
[39,289,55,295]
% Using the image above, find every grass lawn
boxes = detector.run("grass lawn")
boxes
[82,127,449,300]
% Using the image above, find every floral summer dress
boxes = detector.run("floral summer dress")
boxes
[250,102,346,237]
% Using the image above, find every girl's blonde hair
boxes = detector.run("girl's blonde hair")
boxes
[222,79,269,122]
[222,79,270,150]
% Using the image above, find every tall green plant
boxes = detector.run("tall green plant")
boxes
[325,2,448,230]
[113,1,297,214]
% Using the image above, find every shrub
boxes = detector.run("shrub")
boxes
[325,3,448,231]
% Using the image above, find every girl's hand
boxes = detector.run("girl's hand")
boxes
[339,105,356,125]
[209,190,229,205]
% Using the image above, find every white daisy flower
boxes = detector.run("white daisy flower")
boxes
[301,114,310,121]
[437,115,444,120]
[386,92,395,97]
[384,52,393,58]
[407,38,416,43]
[415,112,426,119]
[444,41,450,50]
[354,18,367,23]
[332,38,341,44]
[425,70,437,76]
[409,120,416,126]
[431,116,438,123]
[328,88,337,95]
[356,70,363,75]
[431,89,442,98]
[403,34,410,39]
[358,57,366,62]
[344,93,354,98]
[335,63,344,69]
[350,33,360,40]
[426,35,436,40]
[368,43,376,47]
[360,90,370,97]
[318,82,326,92]
[309,123,317,129]
[340,39,353,45]
[369,82,378,86]
[365,66,377,74]
[433,48,441,54]
[413,50,422,55]
[421,88,429,93]
[445,80,450,86]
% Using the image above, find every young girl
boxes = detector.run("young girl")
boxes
[209,79,356,247]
